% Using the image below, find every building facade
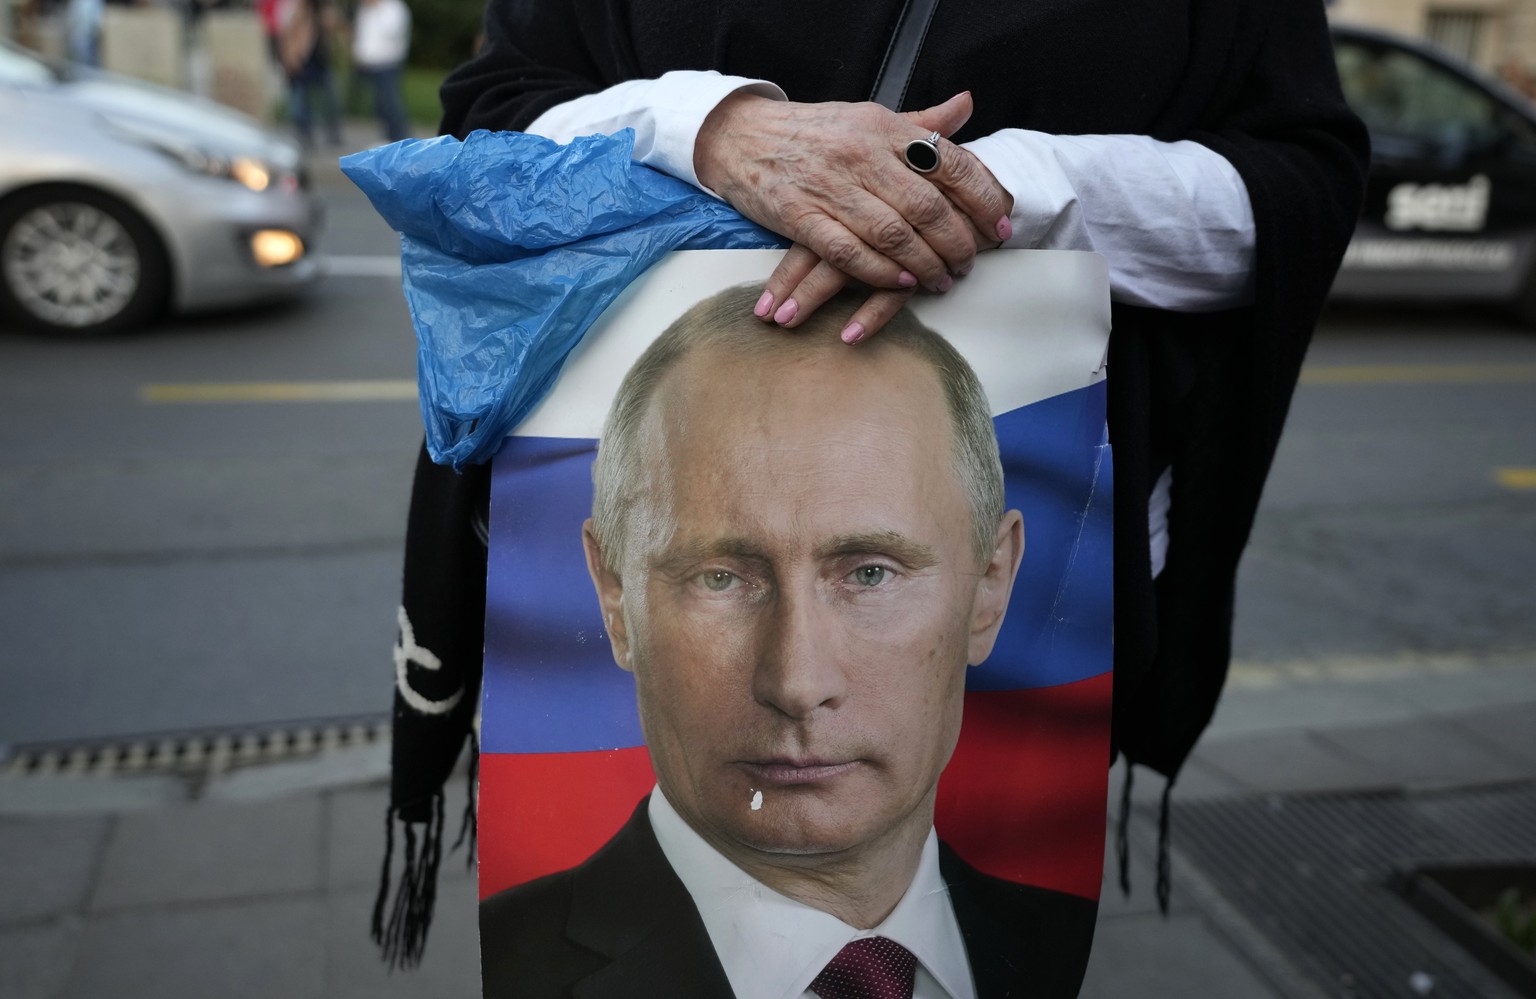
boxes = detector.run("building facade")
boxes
[1329,0,1536,91]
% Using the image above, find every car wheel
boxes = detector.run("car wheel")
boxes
[0,187,169,335]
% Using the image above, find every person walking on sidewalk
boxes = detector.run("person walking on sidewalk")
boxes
[352,0,412,143]
[279,0,344,149]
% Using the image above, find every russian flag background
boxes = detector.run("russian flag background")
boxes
[479,251,1113,903]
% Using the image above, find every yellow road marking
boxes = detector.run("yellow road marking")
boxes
[140,380,418,404]
[1496,467,1536,490]
[139,364,1536,403]
[1225,648,1536,689]
[1300,363,1536,384]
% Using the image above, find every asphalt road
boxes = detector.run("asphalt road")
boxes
[1,150,1534,748]
[0,149,423,748]
[1235,306,1536,668]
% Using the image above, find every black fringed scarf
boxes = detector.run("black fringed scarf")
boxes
[372,448,489,969]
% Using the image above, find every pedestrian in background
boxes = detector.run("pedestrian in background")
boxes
[256,0,284,63]
[278,0,343,149]
[351,0,411,143]
[64,0,103,66]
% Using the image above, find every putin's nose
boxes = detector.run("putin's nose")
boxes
[752,588,847,720]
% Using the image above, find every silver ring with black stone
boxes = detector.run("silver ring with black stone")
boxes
[903,131,942,173]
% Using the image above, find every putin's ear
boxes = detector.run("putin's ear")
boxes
[968,510,1024,666]
[582,519,634,672]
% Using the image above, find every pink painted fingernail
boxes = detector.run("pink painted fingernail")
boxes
[996,216,1013,242]
[937,274,954,293]
[898,270,918,288]
[754,290,774,318]
[773,299,798,325]
[842,322,865,345]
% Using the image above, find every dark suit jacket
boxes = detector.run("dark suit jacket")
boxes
[481,800,1097,999]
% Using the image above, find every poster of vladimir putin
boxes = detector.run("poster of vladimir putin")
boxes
[475,251,1114,999]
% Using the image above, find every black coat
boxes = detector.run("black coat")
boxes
[481,800,1098,998]
[394,0,1369,822]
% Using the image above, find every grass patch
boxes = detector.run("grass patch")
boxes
[333,61,446,130]
[401,66,448,129]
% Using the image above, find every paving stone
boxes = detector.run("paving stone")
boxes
[62,897,325,999]
[1384,669,1536,717]
[1204,682,1414,740]
[326,783,392,893]
[1179,755,1250,800]
[1452,702,1536,771]
[1312,716,1531,788]
[1079,912,1284,999]
[323,880,480,999]
[0,774,186,816]
[1195,730,1386,794]
[90,795,321,911]
[325,778,474,892]
[0,920,77,999]
[0,815,108,923]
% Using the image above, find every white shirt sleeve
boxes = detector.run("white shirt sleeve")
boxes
[528,71,1255,312]
[525,70,786,192]
[963,130,1255,311]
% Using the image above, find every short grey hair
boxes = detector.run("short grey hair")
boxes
[591,284,1005,569]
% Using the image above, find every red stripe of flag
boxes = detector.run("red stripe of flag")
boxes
[478,747,655,899]
[936,672,1110,900]
[479,672,1109,901]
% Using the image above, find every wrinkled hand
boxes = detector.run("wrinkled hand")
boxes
[695,92,1013,340]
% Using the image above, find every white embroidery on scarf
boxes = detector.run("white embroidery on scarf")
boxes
[394,605,464,716]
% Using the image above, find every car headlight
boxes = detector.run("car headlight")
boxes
[250,229,305,267]
[228,157,271,192]
[106,118,297,193]
[164,145,295,194]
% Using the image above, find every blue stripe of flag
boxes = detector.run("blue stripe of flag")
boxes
[482,380,1111,755]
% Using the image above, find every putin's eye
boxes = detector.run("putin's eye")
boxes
[699,569,738,592]
[848,565,889,587]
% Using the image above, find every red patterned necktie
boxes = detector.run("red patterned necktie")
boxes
[809,936,918,999]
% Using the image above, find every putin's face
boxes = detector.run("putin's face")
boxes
[584,337,1021,875]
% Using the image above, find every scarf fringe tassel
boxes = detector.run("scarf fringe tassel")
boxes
[372,736,479,970]
[371,793,443,971]
[1114,763,1174,916]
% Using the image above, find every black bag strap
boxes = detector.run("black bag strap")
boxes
[869,0,942,111]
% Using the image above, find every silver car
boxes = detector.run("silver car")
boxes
[0,40,322,335]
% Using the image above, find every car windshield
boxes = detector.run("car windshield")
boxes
[1335,38,1502,148]
[0,43,64,87]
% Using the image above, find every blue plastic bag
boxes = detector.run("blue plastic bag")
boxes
[341,129,787,469]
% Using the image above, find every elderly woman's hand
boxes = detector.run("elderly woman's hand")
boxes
[760,91,1012,341]
[694,91,1013,334]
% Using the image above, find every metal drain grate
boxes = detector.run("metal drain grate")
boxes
[0,713,392,778]
[1174,782,1536,999]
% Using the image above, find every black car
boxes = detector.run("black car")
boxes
[1330,24,1536,324]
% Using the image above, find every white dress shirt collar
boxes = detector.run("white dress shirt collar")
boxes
[647,786,977,999]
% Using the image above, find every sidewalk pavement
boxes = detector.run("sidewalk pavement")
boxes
[1085,650,1536,999]
[3,651,1531,998]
